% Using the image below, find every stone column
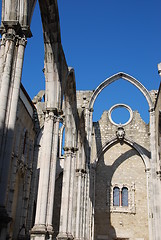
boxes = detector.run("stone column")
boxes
[0,29,16,150]
[0,34,6,88]
[84,108,93,240]
[45,117,60,238]
[57,147,73,240]
[0,35,27,204]
[75,170,83,240]
[30,109,56,240]
[149,110,161,240]
[27,143,40,231]
[145,168,153,240]
[0,32,27,239]
[85,170,90,240]
[82,172,87,239]
[67,151,76,238]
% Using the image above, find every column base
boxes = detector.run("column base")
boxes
[30,224,48,240]
[47,225,54,239]
[57,232,74,240]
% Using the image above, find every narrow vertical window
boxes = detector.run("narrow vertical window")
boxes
[121,187,128,206]
[113,187,120,206]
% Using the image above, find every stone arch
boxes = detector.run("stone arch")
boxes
[34,0,68,110]
[93,137,150,240]
[89,72,154,111]
[93,137,150,171]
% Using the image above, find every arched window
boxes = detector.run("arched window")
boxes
[121,187,128,206]
[113,187,120,206]
[111,184,134,213]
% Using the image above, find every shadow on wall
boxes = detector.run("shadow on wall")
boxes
[91,120,150,240]
[53,172,63,239]
[92,122,117,240]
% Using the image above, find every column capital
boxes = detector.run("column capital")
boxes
[17,36,27,47]
[76,168,87,174]
[45,109,59,122]
[0,36,6,46]
[0,20,32,38]
[149,108,155,113]
[63,147,78,153]
[5,32,16,42]
[145,168,151,173]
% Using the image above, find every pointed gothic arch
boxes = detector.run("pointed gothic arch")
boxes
[93,137,150,171]
[89,72,154,111]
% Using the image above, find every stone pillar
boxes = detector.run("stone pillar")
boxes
[0,34,6,88]
[0,29,16,150]
[84,108,93,240]
[46,117,60,238]
[145,168,153,240]
[67,151,76,238]
[149,110,161,240]
[75,170,83,240]
[57,148,73,240]
[30,109,58,240]
[85,170,90,240]
[27,143,40,231]
[57,146,77,240]
[0,35,27,203]
[82,172,87,239]
[0,30,27,239]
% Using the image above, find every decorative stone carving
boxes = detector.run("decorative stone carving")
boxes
[116,125,125,141]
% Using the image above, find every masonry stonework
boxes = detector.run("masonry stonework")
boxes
[0,1,161,240]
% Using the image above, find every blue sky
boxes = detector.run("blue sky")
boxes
[2,1,161,123]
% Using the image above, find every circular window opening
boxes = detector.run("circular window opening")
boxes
[109,104,133,126]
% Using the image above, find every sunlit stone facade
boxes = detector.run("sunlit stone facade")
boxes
[0,1,161,240]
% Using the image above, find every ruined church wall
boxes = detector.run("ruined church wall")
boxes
[91,110,150,162]
[95,143,149,240]
[6,88,36,239]
[92,110,150,240]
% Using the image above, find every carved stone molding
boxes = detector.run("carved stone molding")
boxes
[57,232,74,240]
[17,37,27,47]
[76,168,87,177]
[5,32,16,42]
[0,20,32,38]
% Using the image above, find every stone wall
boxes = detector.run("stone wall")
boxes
[6,88,36,239]
[92,109,150,240]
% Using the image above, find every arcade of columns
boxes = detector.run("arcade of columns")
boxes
[0,1,161,240]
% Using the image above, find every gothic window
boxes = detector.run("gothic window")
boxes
[121,187,128,206]
[113,187,120,206]
[110,183,135,213]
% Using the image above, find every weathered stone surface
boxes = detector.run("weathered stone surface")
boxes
[0,1,161,240]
